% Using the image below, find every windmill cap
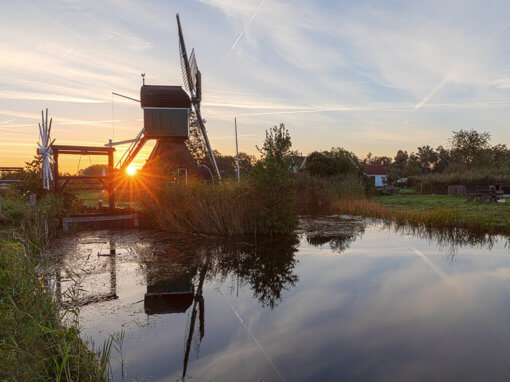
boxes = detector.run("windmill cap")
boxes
[140,85,191,109]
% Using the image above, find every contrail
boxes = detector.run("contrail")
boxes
[411,247,450,284]
[235,104,408,117]
[219,288,286,381]
[220,0,266,68]
[413,22,510,111]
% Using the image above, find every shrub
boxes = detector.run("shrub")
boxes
[296,173,365,215]
[410,169,510,194]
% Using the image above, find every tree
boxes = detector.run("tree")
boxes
[305,147,358,177]
[434,145,450,172]
[256,123,293,166]
[393,150,409,170]
[402,152,421,176]
[449,129,491,168]
[249,123,297,235]
[417,145,438,173]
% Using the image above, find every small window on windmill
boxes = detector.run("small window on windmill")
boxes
[140,85,191,139]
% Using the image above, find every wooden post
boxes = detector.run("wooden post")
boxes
[53,150,59,192]
[108,149,115,212]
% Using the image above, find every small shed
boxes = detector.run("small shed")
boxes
[363,164,387,187]
[140,85,191,139]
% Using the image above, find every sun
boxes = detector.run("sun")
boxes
[126,166,137,176]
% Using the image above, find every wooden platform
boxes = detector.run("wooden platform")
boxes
[62,214,139,230]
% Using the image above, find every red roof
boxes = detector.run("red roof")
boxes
[363,164,387,175]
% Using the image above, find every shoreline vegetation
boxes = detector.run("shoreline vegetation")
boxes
[0,196,115,381]
[141,124,368,236]
[337,194,510,235]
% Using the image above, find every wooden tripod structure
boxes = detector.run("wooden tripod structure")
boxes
[52,145,116,211]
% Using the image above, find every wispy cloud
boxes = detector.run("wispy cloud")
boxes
[220,0,266,68]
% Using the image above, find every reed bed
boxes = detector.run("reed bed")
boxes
[296,173,365,215]
[336,198,501,233]
[141,181,259,236]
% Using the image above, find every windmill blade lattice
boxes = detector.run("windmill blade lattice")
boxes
[176,13,221,180]
[37,108,55,190]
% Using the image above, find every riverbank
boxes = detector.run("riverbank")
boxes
[337,194,510,234]
[0,195,113,380]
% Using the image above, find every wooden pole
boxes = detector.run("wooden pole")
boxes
[108,150,115,212]
[235,118,240,183]
[53,150,59,193]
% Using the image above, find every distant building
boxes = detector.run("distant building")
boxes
[363,164,387,187]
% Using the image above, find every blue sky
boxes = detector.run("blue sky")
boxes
[2,0,510,170]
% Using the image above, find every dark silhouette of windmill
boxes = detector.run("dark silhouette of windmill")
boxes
[111,14,221,182]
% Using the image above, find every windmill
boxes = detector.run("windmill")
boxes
[112,14,221,181]
[36,108,55,190]
[176,13,221,180]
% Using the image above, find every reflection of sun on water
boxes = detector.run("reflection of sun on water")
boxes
[126,166,136,176]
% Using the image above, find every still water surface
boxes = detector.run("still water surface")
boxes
[50,217,510,381]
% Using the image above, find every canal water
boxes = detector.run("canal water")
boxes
[49,217,510,381]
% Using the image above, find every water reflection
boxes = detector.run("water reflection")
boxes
[47,217,510,381]
[131,236,299,379]
[215,237,299,309]
[53,238,119,308]
[300,216,366,253]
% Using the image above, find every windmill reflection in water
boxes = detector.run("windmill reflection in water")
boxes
[143,250,210,380]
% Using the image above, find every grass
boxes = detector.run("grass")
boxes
[337,194,510,234]
[141,181,260,236]
[0,243,114,381]
[75,189,141,210]
[0,194,118,380]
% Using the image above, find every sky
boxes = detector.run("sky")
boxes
[2,0,510,172]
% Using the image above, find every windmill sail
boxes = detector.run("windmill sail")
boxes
[176,13,221,180]
[37,108,55,190]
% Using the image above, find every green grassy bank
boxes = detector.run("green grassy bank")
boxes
[0,194,113,381]
[338,194,510,234]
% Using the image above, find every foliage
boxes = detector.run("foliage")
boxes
[212,150,255,179]
[409,169,510,194]
[247,157,298,235]
[449,129,491,168]
[352,194,510,234]
[249,123,298,234]
[1,193,63,248]
[141,180,257,236]
[296,172,365,215]
[337,196,509,234]
[78,164,106,177]
[256,123,293,166]
[304,147,359,177]
[142,123,299,236]
[0,243,113,381]
[216,237,299,308]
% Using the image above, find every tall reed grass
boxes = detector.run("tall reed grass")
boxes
[0,243,114,381]
[336,198,501,233]
[141,181,259,236]
[296,173,365,215]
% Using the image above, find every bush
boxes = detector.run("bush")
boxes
[304,147,359,177]
[296,173,365,215]
[247,157,298,235]
[1,193,63,248]
[410,169,510,194]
